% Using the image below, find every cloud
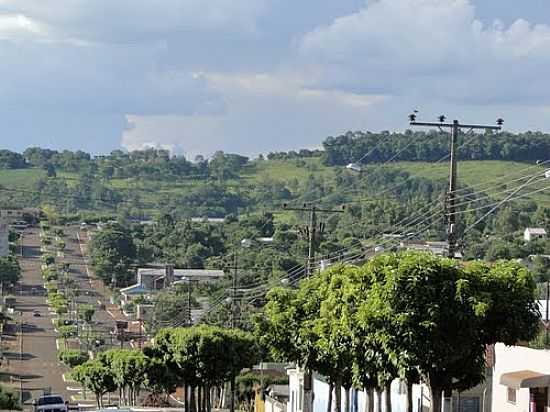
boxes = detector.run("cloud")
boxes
[1,0,550,156]
[121,71,385,158]
[0,13,43,38]
[298,0,550,104]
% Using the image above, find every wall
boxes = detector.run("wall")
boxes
[492,343,550,412]
[266,396,286,412]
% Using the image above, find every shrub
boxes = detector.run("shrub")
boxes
[41,254,55,266]
[57,349,89,368]
[122,302,135,313]
[0,385,21,410]
[58,325,77,339]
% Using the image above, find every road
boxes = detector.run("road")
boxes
[12,225,124,408]
[14,227,70,406]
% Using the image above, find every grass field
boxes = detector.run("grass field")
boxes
[0,168,45,188]
[4,159,547,210]
[242,158,335,183]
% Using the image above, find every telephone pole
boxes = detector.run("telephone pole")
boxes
[409,115,503,258]
[282,203,345,276]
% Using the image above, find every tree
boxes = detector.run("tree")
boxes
[365,252,540,412]
[103,349,149,406]
[78,304,95,324]
[88,228,136,286]
[72,360,117,408]
[153,326,258,412]
[143,346,179,406]
[0,385,21,410]
[0,256,21,295]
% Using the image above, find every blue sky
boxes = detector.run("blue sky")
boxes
[0,0,549,157]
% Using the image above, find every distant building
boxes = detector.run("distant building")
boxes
[400,240,449,256]
[190,217,226,224]
[524,228,547,242]
[120,264,225,302]
[0,220,9,257]
[0,208,39,223]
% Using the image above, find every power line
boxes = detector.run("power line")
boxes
[409,115,503,257]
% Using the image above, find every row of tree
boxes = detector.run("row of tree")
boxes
[72,325,258,409]
[322,130,550,165]
[256,252,541,412]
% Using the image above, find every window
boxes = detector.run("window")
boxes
[507,388,516,404]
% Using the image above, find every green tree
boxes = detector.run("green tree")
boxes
[72,360,117,408]
[143,346,180,406]
[0,256,21,295]
[365,252,540,412]
[0,385,21,410]
[88,228,136,286]
[78,304,95,324]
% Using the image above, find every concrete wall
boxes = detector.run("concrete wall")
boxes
[266,396,286,412]
[492,343,550,412]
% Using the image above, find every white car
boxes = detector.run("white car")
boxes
[32,394,68,412]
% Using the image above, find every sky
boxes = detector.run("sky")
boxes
[1,0,550,158]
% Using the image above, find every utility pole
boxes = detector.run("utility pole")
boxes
[231,248,238,329]
[282,203,345,276]
[282,203,344,412]
[409,115,503,258]
[187,281,192,326]
[19,312,23,405]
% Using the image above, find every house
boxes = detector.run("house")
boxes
[120,265,224,302]
[492,343,550,412]
[524,228,547,242]
[399,240,449,256]
[191,217,226,224]
[287,365,490,412]
[0,220,8,257]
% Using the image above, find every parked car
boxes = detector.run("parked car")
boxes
[12,221,28,230]
[32,394,68,412]
[33,310,41,317]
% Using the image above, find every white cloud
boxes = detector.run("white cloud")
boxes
[298,0,550,104]
[121,71,385,157]
[0,13,44,38]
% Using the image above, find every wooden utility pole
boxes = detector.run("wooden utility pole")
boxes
[282,202,344,412]
[409,115,502,258]
[282,203,345,276]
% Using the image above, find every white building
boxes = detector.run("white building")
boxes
[524,228,547,242]
[287,365,489,412]
[492,343,550,412]
[400,240,449,256]
[0,220,9,257]
[287,367,428,412]
[120,265,224,302]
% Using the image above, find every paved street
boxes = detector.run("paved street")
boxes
[9,225,126,408]
[13,227,70,406]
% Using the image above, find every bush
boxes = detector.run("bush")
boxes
[42,268,58,281]
[122,302,135,313]
[42,254,55,266]
[58,325,77,339]
[0,385,21,410]
[56,240,66,251]
[57,349,89,368]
